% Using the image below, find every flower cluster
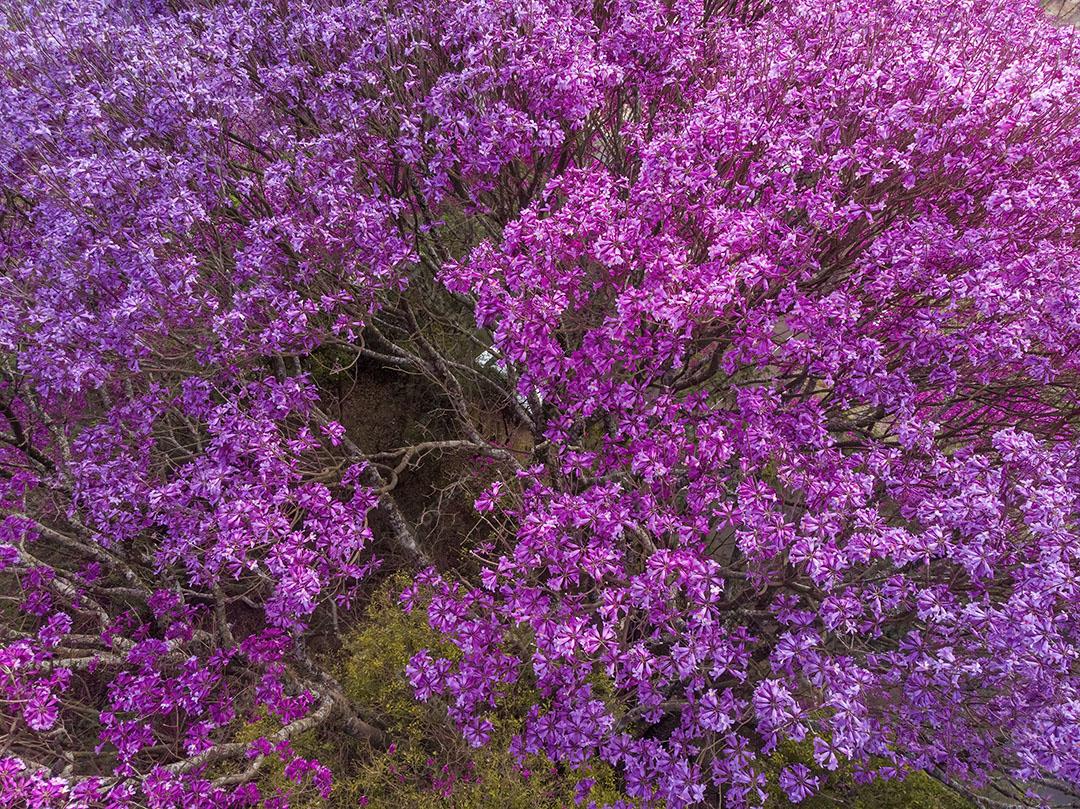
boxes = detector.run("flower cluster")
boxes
[0,0,636,802]
[424,0,1080,806]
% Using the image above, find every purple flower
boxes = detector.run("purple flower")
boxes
[779,764,821,803]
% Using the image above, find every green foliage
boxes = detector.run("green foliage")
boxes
[762,741,973,809]
[233,578,972,808]
[237,574,636,807]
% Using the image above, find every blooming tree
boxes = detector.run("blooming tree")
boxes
[0,0,1078,807]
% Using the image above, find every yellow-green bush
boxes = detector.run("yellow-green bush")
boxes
[235,574,635,808]
[762,740,972,809]
[234,577,971,808]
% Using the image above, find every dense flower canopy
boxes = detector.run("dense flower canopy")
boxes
[0,0,1078,807]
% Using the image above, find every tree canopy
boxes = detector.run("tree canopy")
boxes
[0,0,1078,806]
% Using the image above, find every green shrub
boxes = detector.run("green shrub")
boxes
[235,574,636,808]
[762,740,972,809]
[233,577,971,808]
